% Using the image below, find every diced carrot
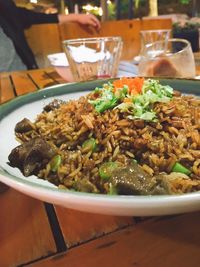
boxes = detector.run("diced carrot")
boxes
[113,77,144,95]
[130,89,139,96]
[132,77,144,92]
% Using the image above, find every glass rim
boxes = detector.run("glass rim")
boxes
[63,36,122,45]
[140,29,171,33]
[143,38,191,56]
[146,38,191,47]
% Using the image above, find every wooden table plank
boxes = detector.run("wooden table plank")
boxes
[28,68,59,89]
[30,212,200,267]
[194,52,200,66]
[45,68,67,84]
[0,73,15,104]
[11,71,38,96]
[0,189,57,267]
[54,207,134,248]
[196,65,200,76]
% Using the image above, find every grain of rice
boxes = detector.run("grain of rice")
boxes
[125,151,135,158]
[112,145,120,159]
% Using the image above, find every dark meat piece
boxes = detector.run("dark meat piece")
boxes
[43,99,66,112]
[8,138,56,176]
[110,162,169,195]
[15,118,34,133]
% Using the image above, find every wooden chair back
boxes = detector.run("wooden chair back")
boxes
[25,24,62,68]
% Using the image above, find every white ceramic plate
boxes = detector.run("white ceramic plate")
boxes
[1,78,200,216]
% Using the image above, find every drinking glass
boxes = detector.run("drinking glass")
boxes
[138,38,196,78]
[140,29,171,52]
[133,29,171,64]
[63,37,123,82]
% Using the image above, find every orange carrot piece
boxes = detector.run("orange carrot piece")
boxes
[113,77,144,95]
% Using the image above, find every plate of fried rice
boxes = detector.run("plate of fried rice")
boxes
[0,77,200,216]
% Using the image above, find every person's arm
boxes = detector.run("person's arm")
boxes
[18,9,101,30]
[14,7,101,30]
[16,7,59,28]
[0,0,100,30]
[0,0,58,28]
[58,14,101,30]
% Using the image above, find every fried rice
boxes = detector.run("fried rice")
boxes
[8,78,200,195]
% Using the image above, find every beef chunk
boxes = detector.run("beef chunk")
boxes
[110,162,170,195]
[15,118,34,133]
[8,138,56,176]
[43,99,66,112]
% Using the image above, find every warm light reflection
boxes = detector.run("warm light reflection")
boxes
[30,0,37,3]
[82,4,94,12]
[99,7,103,16]
[82,4,103,16]
[65,7,69,15]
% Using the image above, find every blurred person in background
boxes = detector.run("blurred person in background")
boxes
[0,0,100,72]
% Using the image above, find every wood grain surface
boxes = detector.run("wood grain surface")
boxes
[54,207,134,248]
[0,69,64,104]
[25,24,62,68]
[29,212,200,267]
[0,73,16,103]
[0,189,56,267]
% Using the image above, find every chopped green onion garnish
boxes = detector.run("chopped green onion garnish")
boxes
[89,78,174,121]
[108,183,118,195]
[172,162,191,175]
[82,138,97,152]
[50,155,61,172]
[99,162,118,180]
[95,97,118,113]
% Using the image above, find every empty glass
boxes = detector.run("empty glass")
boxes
[138,38,196,78]
[140,29,171,52]
[63,37,123,82]
[133,29,171,64]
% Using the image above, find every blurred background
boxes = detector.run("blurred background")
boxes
[14,0,200,20]
[14,0,200,70]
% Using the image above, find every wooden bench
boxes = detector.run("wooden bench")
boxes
[25,18,172,68]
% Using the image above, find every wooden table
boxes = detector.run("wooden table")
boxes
[1,68,200,267]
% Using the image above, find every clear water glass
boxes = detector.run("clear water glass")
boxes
[63,37,123,82]
[138,38,196,78]
[140,29,171,52]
